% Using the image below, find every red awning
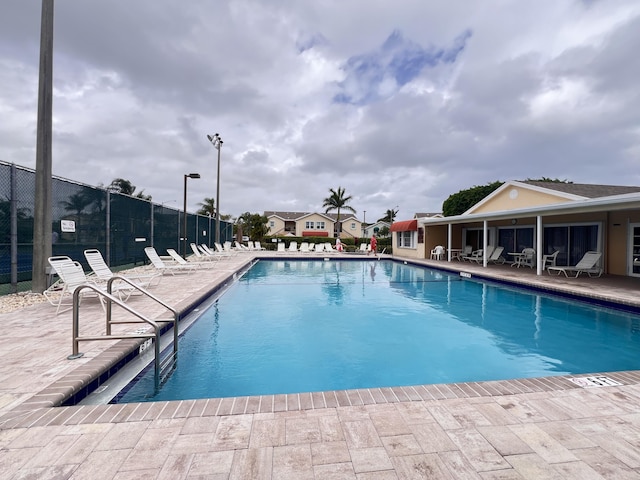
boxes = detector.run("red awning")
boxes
[302,231,329,237]
[390,219,418,232]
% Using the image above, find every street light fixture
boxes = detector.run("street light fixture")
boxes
[206,133,223,244]
[183,173,200,257]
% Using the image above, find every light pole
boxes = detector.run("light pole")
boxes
[207,133,223,244]
[183,173,200,257]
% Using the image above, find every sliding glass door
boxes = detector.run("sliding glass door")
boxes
[498,227,534,254]
[630,223,640,277]
[543,224,599,267]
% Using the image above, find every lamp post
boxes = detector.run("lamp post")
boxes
[206,133,223,244]
[183,173,200,257]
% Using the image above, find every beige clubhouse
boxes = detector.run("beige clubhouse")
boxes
[391,180,640,277]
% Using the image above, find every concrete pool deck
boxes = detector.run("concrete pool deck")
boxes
[2,252,640,478]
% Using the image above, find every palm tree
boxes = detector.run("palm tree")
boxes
[197,197,216,216]
[322,186,356,236]
[379,208,398,223]
[108,178,137,195]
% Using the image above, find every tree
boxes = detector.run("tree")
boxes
[236,212,269,241]
[60,192,91,216]
[108,178,136,195]
[525,177,572,183]
[379,208,398,223]
[442,181,504,216]
[134,190,152,201]
[107,178,151,200]
[322,186,356,235]
[197,197,216,216]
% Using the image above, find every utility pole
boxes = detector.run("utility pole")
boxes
[32,0,54,293]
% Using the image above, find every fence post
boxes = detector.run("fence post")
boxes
[150,203,154,248]
[10,164,17,293]
[106,191,111,265]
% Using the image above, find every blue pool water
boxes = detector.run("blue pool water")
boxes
[115,259,640,403]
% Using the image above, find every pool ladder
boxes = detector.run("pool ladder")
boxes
[68,275,179,389]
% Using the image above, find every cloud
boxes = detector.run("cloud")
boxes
[333,29,471,105]
[1,0,640,222]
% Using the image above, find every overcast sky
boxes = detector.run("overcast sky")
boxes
[2,1,640,222]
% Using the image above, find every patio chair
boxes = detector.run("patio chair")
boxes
[358,243,368,254]
[215,242,236,256]
[312,243,325,253]
[515,248,536,268]
[542,250,559,270]
[190,243,221,262]
[167,249,216,268]
[254,241,266,251]
[288,241,298,252]
[299,242,311,253]
[233,241,250,252]
[324,242,339,253]
[84,249,162,288]
[468,246,495,264]
[487,246,506,264]
[430,245,445,260]
[461,248,482,262]
[547,251,603,278]
[45,256,128,314]
[276,242,286,254]
[144,247,195,274]
[459,246,473,261]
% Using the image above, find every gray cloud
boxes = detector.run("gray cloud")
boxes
[2,0,640,221]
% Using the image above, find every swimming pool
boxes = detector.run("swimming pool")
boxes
[114,259,640,403]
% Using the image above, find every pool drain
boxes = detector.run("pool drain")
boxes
[568,376,622,388]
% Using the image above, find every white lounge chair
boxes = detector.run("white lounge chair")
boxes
[190,243,221,261]
[254,241,266,251]
[358,243,368,254]
[469,246,495,264]
[144,247,195,274]
[299,242,310,253]
[234,241,250,252]
[288,241,298,252]
[276,243,286,254]
[215,242,235,257]
[461,248,482,262]
[548,251,603,278]
[45,256,127,314]
[84,249,161,288]
[487,246,506,264]
[324,242,339,254]
[167,248,215,268]
[312,243,325,253]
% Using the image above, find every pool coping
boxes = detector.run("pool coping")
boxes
[2,254,640,428]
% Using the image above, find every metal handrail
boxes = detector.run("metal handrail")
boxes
[69,276,179,388]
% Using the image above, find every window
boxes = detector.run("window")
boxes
[305,221,315,229]
[317,221,325,229]
[397,231,415,248]
[351,223,356,229]
[269,221,274,227]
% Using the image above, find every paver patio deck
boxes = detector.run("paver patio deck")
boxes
[1,251,640,479]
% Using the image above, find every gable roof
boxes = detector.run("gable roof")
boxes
[265,211,360,222]
[522,181,640,198]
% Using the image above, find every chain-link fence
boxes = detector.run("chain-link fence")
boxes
[0,161,231,295]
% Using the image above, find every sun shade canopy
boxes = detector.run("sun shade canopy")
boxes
[390,219,418,232]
